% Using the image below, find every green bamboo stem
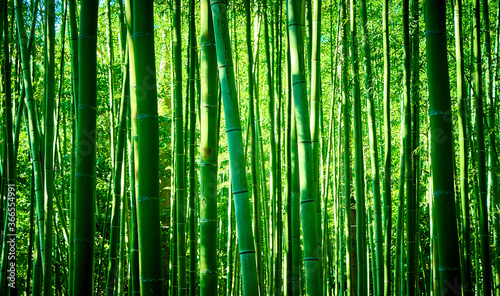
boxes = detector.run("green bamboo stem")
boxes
[106,48,129,296]
[131,0,163,294]
[403,0,416,293]
[358,0,384,292]
[284,28,295,295]
[188,0,197,293]
[117,159,127,296]
[13,2,45,294]
[274,3,284,294]
[244,3,264,295]
[106,0,116,169]
[210,1,259,294]
[286,0,321,294]
[453,0,472,293]
[482,1,497,294]
[200,0,219,294]
[26,171,35,296]
[226,173,234,296]
[493,3,500,293]
[67,0,78,293]
[171,0,187,294]
[410,1,420,293]
[42,0,56,293]
[425,0,462,291]
[127,98,139,296]
[73,0,98,294]
[429,178,440,295]
[394,102,406,296]
[310,0,322,291]
[472,0,492,293]
[0,5,16,293]
[340,0,353,293]
[349,0,367,293]
[124,1,139,293]
[290,104,301,296]
[264,2,278,294]
[382,0,392,288]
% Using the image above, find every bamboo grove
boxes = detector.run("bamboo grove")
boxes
[0,0,499,294]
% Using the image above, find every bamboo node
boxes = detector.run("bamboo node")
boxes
[432,190,451,197]
[200,269,218,274]
[140,277,162,283]
[429,109,450,116]
[78,105,97,111]
[226,127,242,133]
[79,34,97,40]
[132,32,154,38]
[438,266,460,272]
[137,196,160,202]
[218,64,233,69]
[210,1,227,6]
[75,173,93,179]
[425,30,445,36]
[239,250,256,255]
[74,238,92,245]
[304,257,319,261]
[137,114,158,120]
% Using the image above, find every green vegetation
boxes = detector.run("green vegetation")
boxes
[0,0,500,295]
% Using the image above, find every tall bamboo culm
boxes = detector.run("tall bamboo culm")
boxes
[425,0,462,292]
[453,0,472,293]
[43,0,56,294]
[286,0,321,294]
[210,1,259,295]
[73,0,98,294]
[472,0,492,293]
[199,0,219,293]
[131,0,163,294]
